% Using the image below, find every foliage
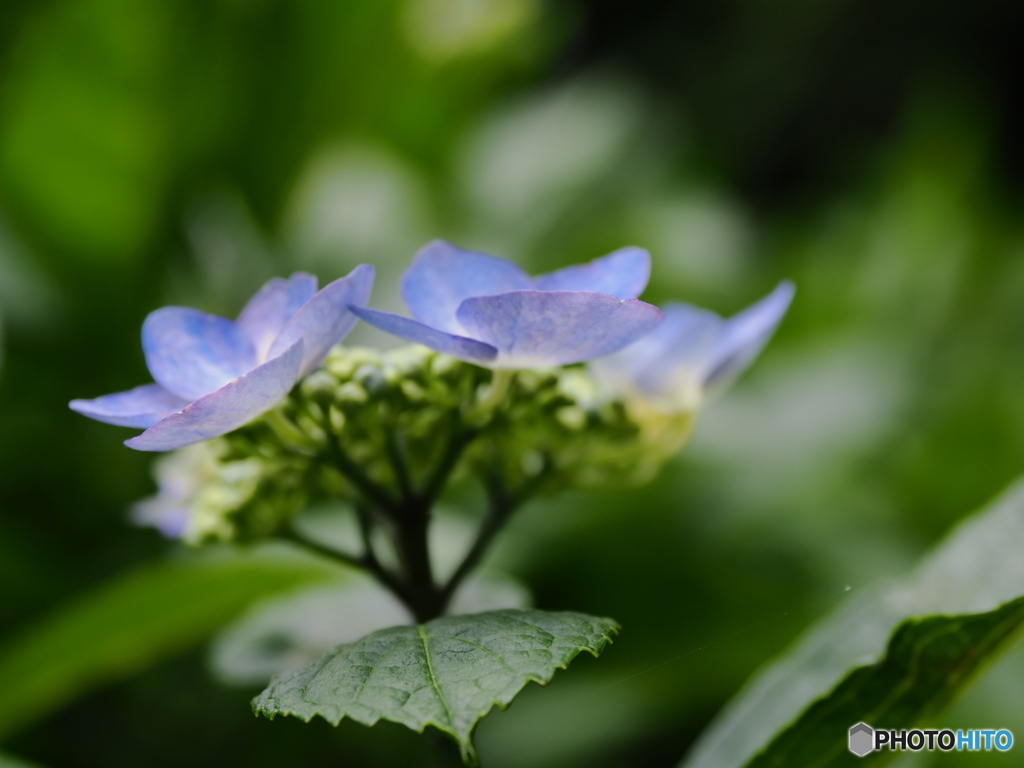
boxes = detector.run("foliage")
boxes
[3,0,1024,767]
[684,479,1024,768]
[747,597,1024,767]
[0,548,341,741]
[254,609,618,764]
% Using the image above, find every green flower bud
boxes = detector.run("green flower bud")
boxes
[133,439,312,545]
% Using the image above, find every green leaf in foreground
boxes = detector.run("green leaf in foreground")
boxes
[0,546,343,742]
[0,752,45,768]
[253,609,619,764]
[683,478,1024,768]
[747,596,1024,767]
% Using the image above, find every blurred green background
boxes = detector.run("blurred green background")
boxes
[3,0,1024,766]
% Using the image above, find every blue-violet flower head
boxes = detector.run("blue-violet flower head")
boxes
[70,265,374,451]
[350,240,663,369]
[590,281,794,412]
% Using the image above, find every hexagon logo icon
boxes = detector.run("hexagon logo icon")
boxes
[849,722,874,757]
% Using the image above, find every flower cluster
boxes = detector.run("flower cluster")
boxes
[71,240,793,541]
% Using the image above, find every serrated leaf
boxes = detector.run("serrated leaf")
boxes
[253,608,618,764]
[0,546,342,741]
[684,478,1024,768]
[747,596,1024,767]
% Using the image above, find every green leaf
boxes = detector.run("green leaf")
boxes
[0,752,45,768]
[747,596,1024,767]
[683,478,1024,768]
[253,608,619,764]
[0,546,343,742]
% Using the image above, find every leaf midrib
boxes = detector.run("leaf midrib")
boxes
[418,624,455,729]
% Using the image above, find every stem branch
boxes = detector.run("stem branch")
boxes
[385,427,415,504]
[284,523,407,599]
[325,430,400,515]
[437,463,550,613]
[420,414,478,509]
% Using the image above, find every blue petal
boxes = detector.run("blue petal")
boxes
[590,303,724,400]
[143,308,257,401]
[703,281,794,394]
[125,342,304,452]
[237,273,318,363]
[69,384,190,428]
[401,240,530,335]
[532,247,651,299]
[267,264,375,377]
[455,290,663,368]
[349,306,498,363]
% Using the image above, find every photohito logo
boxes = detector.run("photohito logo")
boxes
[848,723,874,757]
[848,723,1013,756]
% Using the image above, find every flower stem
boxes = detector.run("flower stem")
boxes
[324,430,401,515]
[283,526,407,598]
[420,412,478,509]
[477,369,514,412]
[307,394,536,624]
[437,461,551,614]
[436,481,514,611]
[394,497,444,623]
[385,425,415,504]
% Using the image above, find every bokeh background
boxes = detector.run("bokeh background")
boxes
[3,1,1024,766]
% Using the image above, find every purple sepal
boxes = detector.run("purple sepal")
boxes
[69,384,190,429]
[125,342,304,452]
[456,290,663,368]
[350,305,498,363]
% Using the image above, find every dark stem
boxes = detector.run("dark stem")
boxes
[320,416,441,620]
[324,430,400,515]
[436,463,550,614]
[351,501,411,600]
[385,413,480,622]
[420,413,479,509]
[385,426,415,504]
[311,407,510,625]
[354,501,387,576]
[281,528,364,570]
[284,526,407,598]
[394,497,444,623]
[436,482,513,613]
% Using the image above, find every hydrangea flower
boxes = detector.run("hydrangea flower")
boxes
[350,240,662,368]
[590,281,794,412]
[130,439,305,543]
[130,441,235,539]
[70,265,374,451]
